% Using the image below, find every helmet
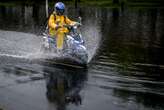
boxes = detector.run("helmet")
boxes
[55,2,65,15]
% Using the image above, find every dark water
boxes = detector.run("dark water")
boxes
[0,2,164,110]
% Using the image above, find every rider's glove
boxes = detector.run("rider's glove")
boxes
[76,22,82,27]
[55,25,62,30]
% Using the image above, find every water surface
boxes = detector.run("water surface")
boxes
[0,3,164,110]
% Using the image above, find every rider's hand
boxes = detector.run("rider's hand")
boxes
[75,22,82,26]
[63,24,68,28]
[55,25,62,30]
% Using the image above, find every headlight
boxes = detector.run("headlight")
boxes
[73,26,78,29]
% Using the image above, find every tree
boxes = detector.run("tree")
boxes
[75,0,80,8]
[113,0,119,4]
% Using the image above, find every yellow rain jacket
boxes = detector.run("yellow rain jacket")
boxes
[48,12,76,49]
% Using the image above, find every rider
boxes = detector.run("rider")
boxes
[48,2,79,50]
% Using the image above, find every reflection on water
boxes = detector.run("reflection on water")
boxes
[101,8,164,66]
[44,65,87,110]
[0,2,164,110]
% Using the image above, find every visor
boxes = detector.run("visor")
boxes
[56,8,65,15]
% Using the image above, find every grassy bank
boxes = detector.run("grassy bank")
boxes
[0,0,163,7]
[79,0,164,7]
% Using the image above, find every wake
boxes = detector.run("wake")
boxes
[0,21,101,63]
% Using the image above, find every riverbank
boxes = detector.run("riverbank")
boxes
[80,0,164,7]
[0,0,163,8]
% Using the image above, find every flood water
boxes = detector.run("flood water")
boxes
[0,2,164,110]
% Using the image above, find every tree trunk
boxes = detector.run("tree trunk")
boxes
[113,0,119,4]
[75,0,78,8]
[46,0,48,18]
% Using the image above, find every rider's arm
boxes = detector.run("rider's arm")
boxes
[48,14,57,29]
[65,16,77,25]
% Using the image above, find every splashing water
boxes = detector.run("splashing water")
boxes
[83,19,101,62]
[0,29,101,63]
[0,30,42,59]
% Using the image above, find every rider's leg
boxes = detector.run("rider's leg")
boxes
[56,28,69,53]
[56,31,64,50]
[48,36,56,48]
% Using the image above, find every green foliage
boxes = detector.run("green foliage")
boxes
[0,0,163,7]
